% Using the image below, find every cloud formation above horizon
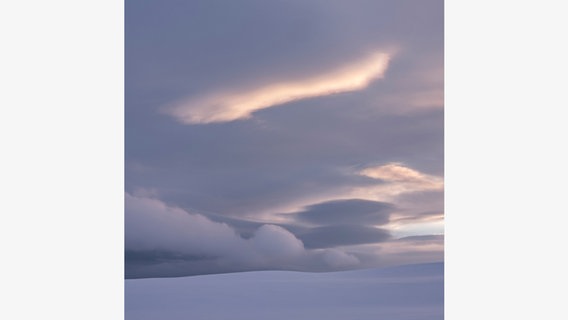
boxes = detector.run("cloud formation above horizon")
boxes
[163,51,392,124]
[125,193,362,278]
[126,0,444,278]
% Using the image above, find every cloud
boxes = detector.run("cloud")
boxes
[351,163,444,203]
[163,51,392,124]
[251,224,305,262]
[125,194,363,278]
[252,164,443,223]
[322,249,360,268]
[393,190,444,220]
[290,199,393,226]
[378,235,444,260]
[394,234,444,244]
[359,162,441,185]
[125,193,247,258]
[297,225,391,249]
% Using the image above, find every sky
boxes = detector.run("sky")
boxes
[125,0,444,279]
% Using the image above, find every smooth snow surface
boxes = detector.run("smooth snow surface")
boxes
[126,262,443,320]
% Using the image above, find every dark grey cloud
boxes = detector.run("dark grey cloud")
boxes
[298,225,391,249]
[291,199,393,226]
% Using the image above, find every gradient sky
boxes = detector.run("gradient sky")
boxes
[125,0,444,279]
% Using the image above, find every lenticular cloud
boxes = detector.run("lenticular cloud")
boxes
[163,51,392,124]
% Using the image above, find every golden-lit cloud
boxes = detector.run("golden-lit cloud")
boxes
[358,162,443,194]
[257,163,443,223]
[164,51,392,124]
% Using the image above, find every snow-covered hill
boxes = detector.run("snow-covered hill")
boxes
[126,262,443,320]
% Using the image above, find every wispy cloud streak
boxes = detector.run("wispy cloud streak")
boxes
[358,163,443,194]
[164,51,392,124]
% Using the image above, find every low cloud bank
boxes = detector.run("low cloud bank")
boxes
[125,194,360,278]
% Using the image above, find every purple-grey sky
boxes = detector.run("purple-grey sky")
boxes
[126,0,444,278]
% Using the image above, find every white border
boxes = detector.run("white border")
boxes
[446,0,568,318]
[0,1,123,319]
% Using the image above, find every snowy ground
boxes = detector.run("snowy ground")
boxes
[125,262,443,320]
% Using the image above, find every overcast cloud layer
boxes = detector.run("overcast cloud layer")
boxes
[126,0,443,278]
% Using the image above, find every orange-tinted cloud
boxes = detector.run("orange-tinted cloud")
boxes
[164,51,392,124]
